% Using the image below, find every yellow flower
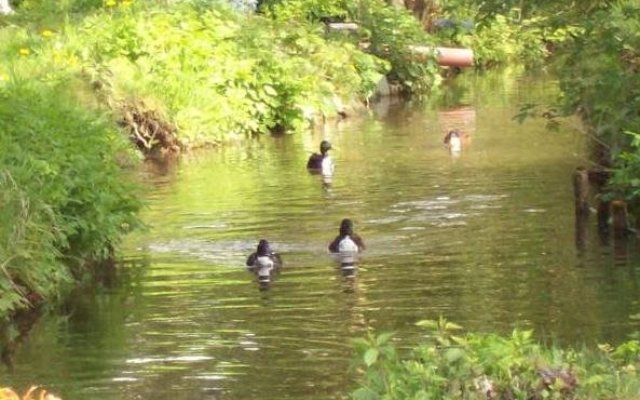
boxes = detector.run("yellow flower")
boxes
[120,0,132,7]
[18,48,30,56]
[104,0,116,7]
[41,29,54,38]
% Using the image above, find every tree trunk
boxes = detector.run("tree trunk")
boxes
[573,167,590,217]
[403,0,440,31]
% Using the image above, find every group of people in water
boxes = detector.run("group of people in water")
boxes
[245,140,364,285]
[246,131,462,286]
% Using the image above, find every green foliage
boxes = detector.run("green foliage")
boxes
[442,1,640,204]
[69,1,388,140]
[2,0,389,144]
[443,13,553,68]
[0,79,141,315]
[609,131,640,202]
[549,1,640,202]
[555,1,640,143]
[260,0,350,22]
[0,0,392,313]
[355,0,441,93]
[264,0,441,94]
[353,318,640,399]
[434,2,583,69]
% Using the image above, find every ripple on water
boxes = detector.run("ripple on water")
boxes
[12,75,640,400]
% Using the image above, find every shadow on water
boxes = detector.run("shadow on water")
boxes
[5,69,640,399]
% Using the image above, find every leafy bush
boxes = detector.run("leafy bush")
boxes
[352,317,640,400]
[264,0,441,94]
[3,0,389,145]
[556,2,640,143]
[65,1,389,142]
[0,79,141,315]
[609,131,640,203]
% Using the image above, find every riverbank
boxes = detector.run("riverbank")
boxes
[0,82,142,318]
[4,71,639,398]
[0,0,446,320]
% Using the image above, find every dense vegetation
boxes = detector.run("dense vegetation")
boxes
[1,0,442,152]
[430,0,640,206]
[353,318,640,400]
[0,80,141,316]
[0,0,440,318]
[2,0,640,397]
[347,1,640,398]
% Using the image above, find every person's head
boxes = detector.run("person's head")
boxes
[339,218,354,237]
[320,140,332,155]
[257,239,272,256]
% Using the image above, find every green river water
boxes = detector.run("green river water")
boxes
[3,69,640,399]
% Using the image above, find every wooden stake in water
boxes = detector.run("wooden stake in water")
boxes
[573,167,590,217]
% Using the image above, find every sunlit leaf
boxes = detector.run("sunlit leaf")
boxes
[364,348,379,366]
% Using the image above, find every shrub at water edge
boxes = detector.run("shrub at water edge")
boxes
[353,317,640,399]
[0,80,142,316]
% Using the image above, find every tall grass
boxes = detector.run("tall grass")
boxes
[0,78,141,315]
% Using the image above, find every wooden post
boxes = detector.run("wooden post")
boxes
[611,200,628,239]
[597,200,611,245]
[612,200,629,264]
[573,167,590,217]
[573,167,590,251]
[575,209,587,252]
[573,167,591,251]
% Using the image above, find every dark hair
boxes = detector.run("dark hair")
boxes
[339,218,354,237]
[257,239,272,256]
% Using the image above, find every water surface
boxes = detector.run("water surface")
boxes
[5,70,640,399]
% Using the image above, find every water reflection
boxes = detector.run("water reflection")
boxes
[439,105,476,136]
[6,71,640,400]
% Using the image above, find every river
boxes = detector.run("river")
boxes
[4,69,640,399]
